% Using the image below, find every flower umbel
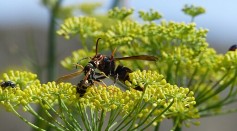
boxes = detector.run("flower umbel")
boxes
[0,70,198,130]
[57,16,102,39]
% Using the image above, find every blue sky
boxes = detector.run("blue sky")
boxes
[0,0,236,51]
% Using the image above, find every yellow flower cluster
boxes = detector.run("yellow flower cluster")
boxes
[182,4,206,18]
[57,16,102,39]
[0,70,199,128]
[139,9,162,22]
[221,50,237,70]
[80,85,124,111]
[108,7,134,20]
[0,70,76,111]
[126,70,199,123]
[104,20,142,45]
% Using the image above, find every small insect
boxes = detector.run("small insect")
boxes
[1,81,16,88]
[228,44,237,51]
[57,38,157,96]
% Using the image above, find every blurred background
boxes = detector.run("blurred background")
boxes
[0,0,237,130]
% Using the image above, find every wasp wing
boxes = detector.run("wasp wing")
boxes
[56,70,83,83]
[115,55,157,61]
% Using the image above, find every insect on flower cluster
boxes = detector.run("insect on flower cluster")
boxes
[1,81,16,88]
[57,38,157,96]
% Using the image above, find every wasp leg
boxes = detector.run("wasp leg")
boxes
[95,72,108,78]
[113,74,119,85]
[93,75,107,87]
[94,71,108,86]
[94,71,108,81]
[94,80,107,87]
[95,76,107,81]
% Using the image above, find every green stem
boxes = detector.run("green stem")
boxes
[197,73,235,106]
[187,66,198,88]
[114,92,146,130]
[154,123,160,131]
[198,83,235,113]
[8,103,45,131]
[105,107,121,131]
[26,105,63,131]
[34,1,63,130]
[166,61,174,84]
[127,103,147,130]
[172,117,181,131]
[90,109,97,131]
[58,96,81,130]
[98,110,105,131]
[192,69,209,95]
[174,61,181,86]
[195,70,231,105]
[39,99,70,130]
[130,104,163,130]
[47,0,62,81]
[76,103,91,131]
[141,99,174,130]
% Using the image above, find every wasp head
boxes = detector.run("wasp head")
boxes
[90,54,105,67]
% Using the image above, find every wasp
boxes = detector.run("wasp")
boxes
[1,81,16,88]
[57,38,157,96]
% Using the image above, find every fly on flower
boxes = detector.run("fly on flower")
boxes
[57,38,157,96]
[1,81,16,88]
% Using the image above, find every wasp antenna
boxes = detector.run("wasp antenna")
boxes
[96,38,102,55]
[76,57,90,68]
[111,47,117,59]
[75,63,84,69]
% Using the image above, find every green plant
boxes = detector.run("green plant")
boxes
[182,4,206,22]
[1,4,237,131]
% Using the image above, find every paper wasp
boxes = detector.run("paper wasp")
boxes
[57,38,157,96]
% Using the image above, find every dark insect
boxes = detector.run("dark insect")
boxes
[76,63,106,97]
[57,62,106,97]
[228,44,237,51]
[1,81,16,88]
[57,38,157,96]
